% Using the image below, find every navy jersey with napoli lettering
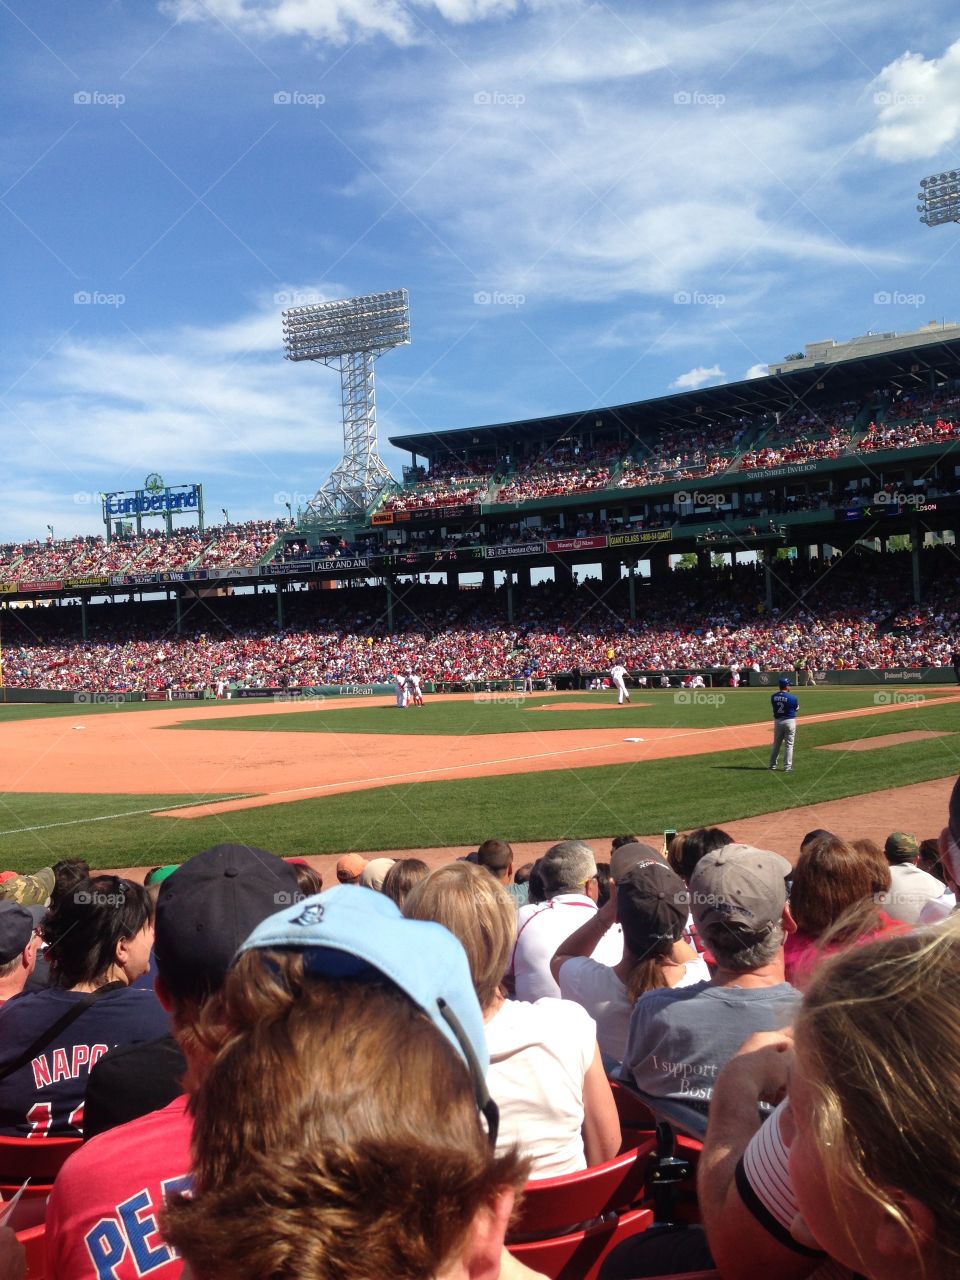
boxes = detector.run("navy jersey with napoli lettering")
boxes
[770,691,799,721]
[0,987,169,1137]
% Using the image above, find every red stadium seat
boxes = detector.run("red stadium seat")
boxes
[15,1223,45,1279]
[507,1142,657,1280]
[0,1136,81,1199]
[508,1205,654,1280]
[610,1080,657,1152]
[638,1273,721,1279]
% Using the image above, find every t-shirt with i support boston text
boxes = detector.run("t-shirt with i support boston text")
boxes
[621,980,801,1138]
[0,986,169,1137]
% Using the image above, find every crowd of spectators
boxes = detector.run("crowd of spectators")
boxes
[736,402,859,472]
[496,444,620,504]
[620,419,749,488]
[881,382,960,422]
[0,520,291,584]
[381,458,494,512]
[857,415,960,453]
[0,788,957,1278]
[2,548,959,693]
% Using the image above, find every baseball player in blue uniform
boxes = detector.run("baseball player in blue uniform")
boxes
[770,676,799,772]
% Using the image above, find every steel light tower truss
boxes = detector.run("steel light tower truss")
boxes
[917,171,960,226]
[282,289,410,521]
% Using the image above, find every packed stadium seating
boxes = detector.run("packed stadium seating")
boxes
[0,520,291,583]
[2,549,957,692]
[380,458,494,510]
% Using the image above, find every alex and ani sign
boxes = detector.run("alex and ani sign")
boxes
[103,484,200,517]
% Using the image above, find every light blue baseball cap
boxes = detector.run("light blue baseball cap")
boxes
[236,884,499,1144]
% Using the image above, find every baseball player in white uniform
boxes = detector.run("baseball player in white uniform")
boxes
[407,670,423,706]
[395,672,408,708]
[610,662,631,705]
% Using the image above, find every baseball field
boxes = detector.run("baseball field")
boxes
[0,684,956,876]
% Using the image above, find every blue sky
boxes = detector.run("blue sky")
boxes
[2,0,959,539]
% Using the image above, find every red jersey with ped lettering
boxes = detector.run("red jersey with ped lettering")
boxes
[0,987,169,1136]
[45,1094,191,1280]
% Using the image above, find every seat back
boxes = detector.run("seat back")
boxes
[509,1141,655,1241]
[610,1080,657,1129]
[508,1205,654,1280]
[610,1080,659,1154]
[0,1136,81,1197]
[15,1223,46,1280]
[640,1273,721,1279]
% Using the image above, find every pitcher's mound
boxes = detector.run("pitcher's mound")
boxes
[818,730,952,752]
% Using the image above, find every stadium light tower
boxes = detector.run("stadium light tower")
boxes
[917,170,960,226]
[282,289,410,520]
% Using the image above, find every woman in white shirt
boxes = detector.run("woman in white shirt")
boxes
[551,859,709,1068]
[404,862,620,1179]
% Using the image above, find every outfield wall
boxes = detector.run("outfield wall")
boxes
[2,670,953,704]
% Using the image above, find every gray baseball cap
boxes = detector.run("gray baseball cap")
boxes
[689,842,791,944]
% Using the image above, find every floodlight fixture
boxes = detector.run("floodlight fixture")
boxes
[282,290,409,523]
[917,170,960,226]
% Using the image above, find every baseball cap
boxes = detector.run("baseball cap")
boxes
[237,885,498,1144]
[617,861,687,955]
[360,857,395,891]
[884,832,920,864]
[336,854,368,883]
[0,868,55,907]
[690,842,791,945]
[154,844,300,1004]
[0,903,44,965]
[145,865,179,887]
[778,677,791,688]
[610,841,662,883]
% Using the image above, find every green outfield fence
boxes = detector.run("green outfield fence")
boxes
[0,669,955,705]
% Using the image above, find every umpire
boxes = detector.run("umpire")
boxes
[769,676,798,773]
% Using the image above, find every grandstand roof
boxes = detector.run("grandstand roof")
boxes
[390,333,960,460]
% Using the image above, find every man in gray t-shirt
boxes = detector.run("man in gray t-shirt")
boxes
[620,842,800,1138]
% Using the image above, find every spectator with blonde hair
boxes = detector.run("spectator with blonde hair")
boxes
[784,918,960,1278]
[404,861,620,1178]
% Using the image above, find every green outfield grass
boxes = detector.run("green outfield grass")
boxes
[168,687,951,736]
[0,694,955,869]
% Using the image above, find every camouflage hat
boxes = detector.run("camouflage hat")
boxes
[884,832,920,864]
[0,868,55,907]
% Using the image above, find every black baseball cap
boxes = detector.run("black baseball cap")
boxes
[617,860,687,956]
[153,844,300,1004]
[0,902,44,965]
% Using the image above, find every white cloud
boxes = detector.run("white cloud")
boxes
[162,0,524,47]
[862,38,960,161]
[745,362,768,379]
[2,288,365,538]
[669,364,724,390]
[358,9,900,309]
